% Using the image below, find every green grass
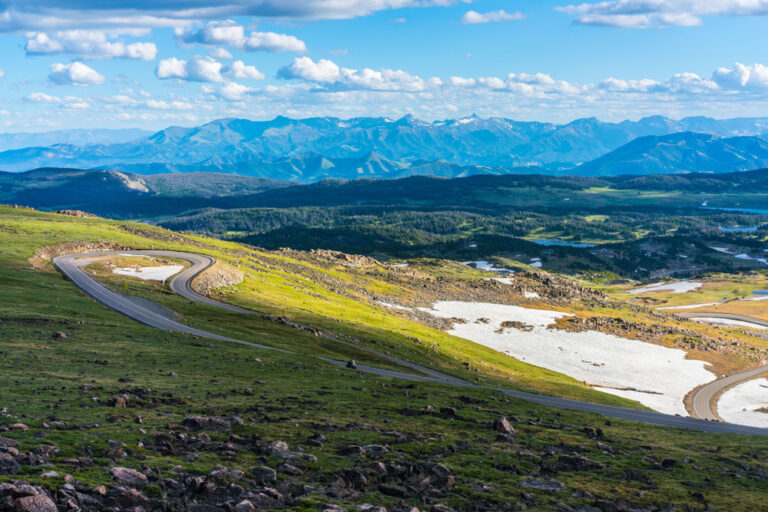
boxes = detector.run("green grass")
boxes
[0,205,639,407]
[2,206,768,510]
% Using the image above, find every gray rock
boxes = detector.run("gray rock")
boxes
[494,417,515,434]
[249,465,277,484]
[109,467,148,488]
[518,478,566,492]
[14,494,57,512]
[0,452,20,475]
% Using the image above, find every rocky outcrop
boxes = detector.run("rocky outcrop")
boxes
[53,210,97,218]
[190,261,244,295]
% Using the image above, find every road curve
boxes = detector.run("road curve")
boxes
[679,312,768,420]
[680,311,768,328]
[54,250,768,436]
[53,251,277,351]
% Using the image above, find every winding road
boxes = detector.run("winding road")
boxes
[53,250,768,436]
[679,312,768,421]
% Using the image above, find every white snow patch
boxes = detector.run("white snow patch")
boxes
[718,378,768,428]
[627,281,702,294]
[419,301,714,415]
[691,317,768,330]
[113,265,184,281]
[523,291,540,299]
[463,260,514,273]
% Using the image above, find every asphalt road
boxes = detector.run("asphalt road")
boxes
[679,312,768,421]
[680,311,768,328]
[54,250,768,436]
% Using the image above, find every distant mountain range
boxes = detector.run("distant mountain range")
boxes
[0,128,150,152]
[4,116,768,179]
[576,132,768,175]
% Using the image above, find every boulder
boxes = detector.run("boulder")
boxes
[109,467,148,488]
[518,478,565,492]
[14,495,57,512]
[249,466,276,484]
[0,452,20,475]
[494,417,515,434]
[181,416,233,432]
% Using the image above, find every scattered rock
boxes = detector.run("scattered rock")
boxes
[109,467,148,488]
[494,417,515,434]
[249,466,277,484]
[14,494,57,512]
[518,478,566,492]
[51,332,68,341]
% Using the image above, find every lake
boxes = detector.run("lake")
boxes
[529,239,596,248]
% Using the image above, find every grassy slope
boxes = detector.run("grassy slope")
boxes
[1,205,637,407]
[1,206,768,509]
[0,209,768,510]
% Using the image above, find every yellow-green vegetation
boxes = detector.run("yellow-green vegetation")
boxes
[0,205,633,406]
[601,273,768,308]
[3,206,768,511]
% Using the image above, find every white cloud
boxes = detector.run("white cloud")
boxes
[145,99,196,110]
[26,92,61,103]
[277,56,440,91]
[25,30,157,60]
[218,82,255,100]
[26,92,90,109]
[175,20,307,53]
[557,0,768,28]
[156,55,224,82]
[209,47,234,59]
[49,62,105,86]
[278,57,341,82]
[461,10,525,24]
[712,63,768,91]
[225,60,265,80]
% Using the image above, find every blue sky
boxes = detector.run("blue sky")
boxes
[3,0,768,131]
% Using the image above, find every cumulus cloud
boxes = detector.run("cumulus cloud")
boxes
[712,63,768,91]
[225,61,265,80]
[461,10,525,24]
[175,21,307,53]
[277,56,440,91]
[49,62,105,86]
[209,48,234,59]
[156,55,224,82]
[218,82,256,100]
[26,92,90,109]
[557,0,768,28]
[278,57,341,82]
[25,31,157,60]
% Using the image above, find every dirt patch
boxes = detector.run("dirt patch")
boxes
[191,261,244,295]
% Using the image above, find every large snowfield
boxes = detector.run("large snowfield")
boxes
[719,378,768,428]
[420,301,715,415]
